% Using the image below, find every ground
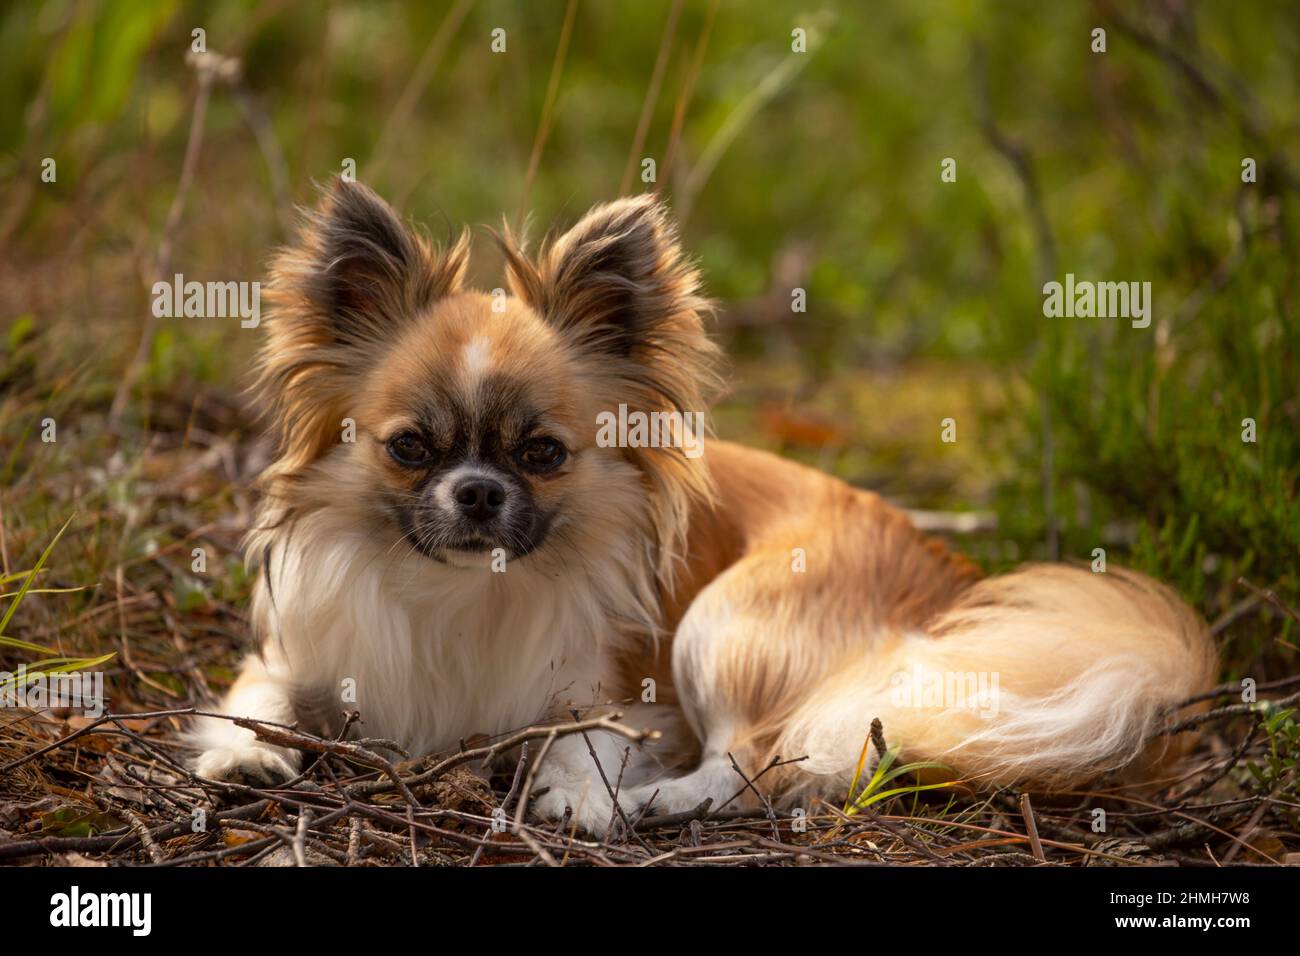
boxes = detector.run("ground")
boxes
[1,363,1296,867]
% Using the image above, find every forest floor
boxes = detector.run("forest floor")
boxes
[2,360,1296,868]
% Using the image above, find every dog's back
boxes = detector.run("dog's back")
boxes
[611,439,1216,813]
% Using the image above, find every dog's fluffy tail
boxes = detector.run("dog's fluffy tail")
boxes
[878,564,1217,787]
[783,564,1217,792]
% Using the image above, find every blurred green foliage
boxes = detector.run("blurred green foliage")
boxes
[1,0,1296,630]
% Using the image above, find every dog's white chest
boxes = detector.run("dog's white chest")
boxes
[260,523,615,756]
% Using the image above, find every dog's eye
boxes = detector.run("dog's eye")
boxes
[387,431,432,467]
[518,437,566,471]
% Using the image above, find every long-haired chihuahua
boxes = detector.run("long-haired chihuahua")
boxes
[193,179,1216,830]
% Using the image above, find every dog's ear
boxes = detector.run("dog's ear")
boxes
[270,177,467,348]
[500,195,718,412]
[258,178,469,478]
[500,197,721,574]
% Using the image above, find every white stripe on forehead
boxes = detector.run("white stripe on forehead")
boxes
[458,338,497,455]
[460,335,493,408]
[461,336,493,384]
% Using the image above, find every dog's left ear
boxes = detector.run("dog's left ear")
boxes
[502,196,721,572]
[501,196,719,411]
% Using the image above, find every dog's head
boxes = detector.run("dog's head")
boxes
[255,179,719,571]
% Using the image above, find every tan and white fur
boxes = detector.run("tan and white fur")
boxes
[192,179,1217,832]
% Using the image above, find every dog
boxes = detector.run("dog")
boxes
[192,178,1217,831]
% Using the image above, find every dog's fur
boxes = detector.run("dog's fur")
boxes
[192,179,1217,830]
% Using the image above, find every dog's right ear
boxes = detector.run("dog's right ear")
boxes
[257,178,469,478]
[268,177,467,350]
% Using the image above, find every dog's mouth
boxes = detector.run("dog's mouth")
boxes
[395,507,555,565]
[433,542,499,569]
[407,533,497,563]
[441,537,495,554]
[398,525,535,564]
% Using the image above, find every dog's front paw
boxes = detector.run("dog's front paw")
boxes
[193,742,300,786]
[531,785,618,834]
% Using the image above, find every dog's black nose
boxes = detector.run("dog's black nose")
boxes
[454,478,506,522]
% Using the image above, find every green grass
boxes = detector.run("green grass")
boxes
[842,735,956,816]
[0,515,114,693]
